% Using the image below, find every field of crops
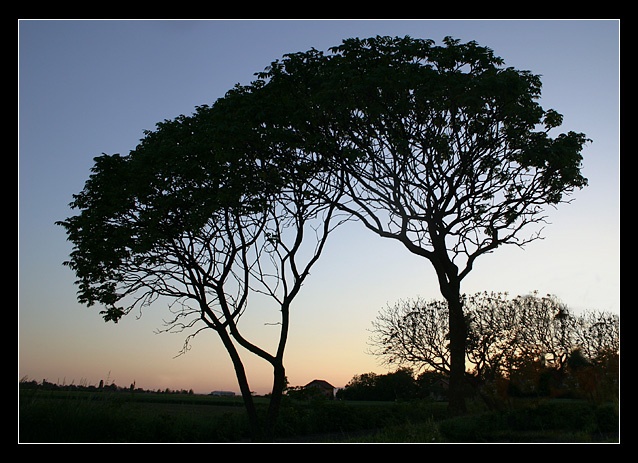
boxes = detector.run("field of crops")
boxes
[18,389,619,443]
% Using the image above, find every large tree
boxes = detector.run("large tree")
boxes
[256,36,590,414]
[56,86,345,441]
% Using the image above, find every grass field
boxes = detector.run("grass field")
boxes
[18,389,619,443]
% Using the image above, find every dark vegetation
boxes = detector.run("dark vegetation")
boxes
[366,292,619,409]
[20,291,618,443]
[19,367,618,443]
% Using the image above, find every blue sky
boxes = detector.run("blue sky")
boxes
[18,19,619,395]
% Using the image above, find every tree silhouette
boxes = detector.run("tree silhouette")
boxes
[256,36,589,414]
[56,92,347,441]
[369,297,450,375]
[57,35,591,433]
[368,292,618,403]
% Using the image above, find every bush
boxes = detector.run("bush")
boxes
[438,412,507,442]
[273,399,446,439]
[506,401,594,432]
[594,402,619,434]
[438,400,619,442]
[354,419,442,443]
[19,390,252,443]
[21,388,617,442]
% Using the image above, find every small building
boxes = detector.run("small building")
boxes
[304,379,336,399]
[429,378,449,402]
[210,390,236,397]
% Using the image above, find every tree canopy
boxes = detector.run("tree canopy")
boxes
[257,36,589,274]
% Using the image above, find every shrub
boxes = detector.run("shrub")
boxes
[438,412,507,442]
[594,402,619,434]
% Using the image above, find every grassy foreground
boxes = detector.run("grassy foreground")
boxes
[18,389,619,443]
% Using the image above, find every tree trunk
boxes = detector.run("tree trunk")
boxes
[447,293,468,416]
[433,258,468,416]
[264,362,286,441]
[217,329,262,440]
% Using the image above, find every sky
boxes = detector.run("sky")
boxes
[18,19,620,395]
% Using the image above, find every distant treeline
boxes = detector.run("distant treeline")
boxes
[19,377,195,395]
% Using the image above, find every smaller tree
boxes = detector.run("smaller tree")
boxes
[368,297,450,375]
[375,367,418,401]
[513,292,577,372]
[368,292,619,404]
[56,87,348,441]
[336,368,418,401]
[573,309,620,363]
[463,292,520,382]
[336,372,381,401]
[369,292,519,381]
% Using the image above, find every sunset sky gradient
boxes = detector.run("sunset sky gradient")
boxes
[18,19,619,395]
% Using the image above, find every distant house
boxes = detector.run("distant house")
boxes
[429,378,449,402]
[210,390,235,397]
[304,379,336,399]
